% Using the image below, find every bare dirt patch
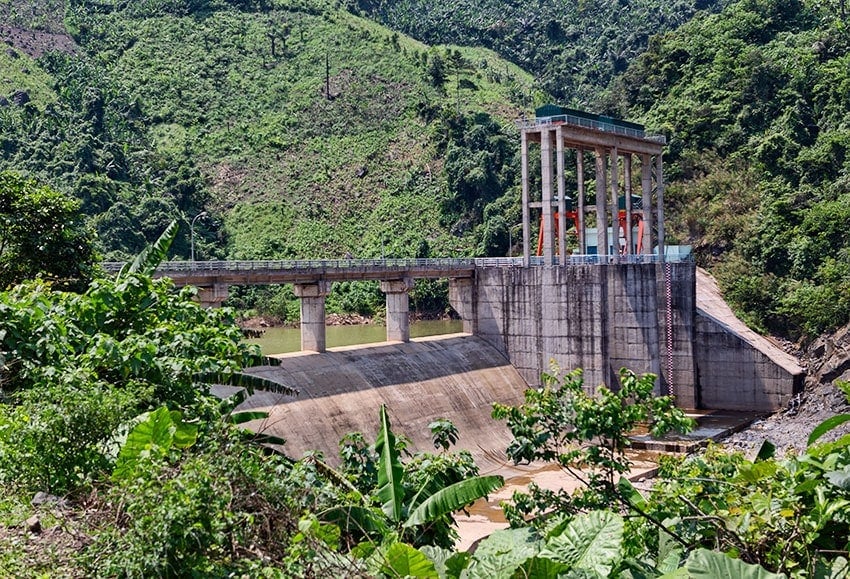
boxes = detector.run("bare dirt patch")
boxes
[1,25,78,58]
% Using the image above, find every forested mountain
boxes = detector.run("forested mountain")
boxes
[348,0,727,105]
[1,0,849,337]
[610,0,850,338]
[2,0,535,264]
[4,2,850,575]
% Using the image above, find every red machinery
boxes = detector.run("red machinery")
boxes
[537,210,645,256]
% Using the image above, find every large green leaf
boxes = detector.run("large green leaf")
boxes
[824,466,850,490]
[419,545,471,579]
[321,505,389,536]
[515,556,571,578]
[111,406,198,482]
[813,555,849,579]
[118,220,178,278]
[229,410,270,425]
[380,542,439,578]
[684,549,787,578]
[194,371,298,397]
[808,414,850,446]
[375,404,405,522]
[541,511,624,576]
[618,476,648,511]
[403,475,503,528]
[464,527,541,579]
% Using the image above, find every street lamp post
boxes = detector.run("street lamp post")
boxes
[190,211,207,262]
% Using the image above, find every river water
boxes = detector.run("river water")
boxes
[245,319,464,355]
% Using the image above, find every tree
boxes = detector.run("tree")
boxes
[321,405,503,549]
[0,171,96,291]
[493,367,694,522]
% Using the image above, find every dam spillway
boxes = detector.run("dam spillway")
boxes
[237,333,528,467]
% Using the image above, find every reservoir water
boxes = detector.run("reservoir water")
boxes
[246,319,464,355]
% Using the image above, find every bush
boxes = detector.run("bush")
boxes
[0,382,151,495]
[84,425,308,577]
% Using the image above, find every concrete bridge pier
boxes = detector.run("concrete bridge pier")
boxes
[381,278,414,342]
[448,277,477,334]
[294,281,333,352]
[197,283,229,308]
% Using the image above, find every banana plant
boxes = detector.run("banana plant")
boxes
[322,405,503,549]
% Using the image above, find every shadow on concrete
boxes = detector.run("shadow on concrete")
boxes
[225,333,530,471]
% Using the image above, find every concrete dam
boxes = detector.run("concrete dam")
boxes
[213,109,803,462]
[236,262,803,464]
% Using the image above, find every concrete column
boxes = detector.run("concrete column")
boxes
[595,148,608,257]
[521,130,531,266]
[556,126,567,264]
[609,147,620,260]
[641,154,653,255]
[448,277,476,334]
[293,281,332,352]
[656,153,666,260]
[381,278,414,342]
[197,283,229,308]
[541,129,555,264]
[577,149,586,254]
[624,155,633,255]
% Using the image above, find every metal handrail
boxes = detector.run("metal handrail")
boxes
[515,115,667,144]
[102,252,692,274]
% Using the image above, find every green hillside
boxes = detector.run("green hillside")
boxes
[1,0,545,317]
[2,0,537,263]
[349,0,727,105]
[2,0,849,337]
[612,0,850,338]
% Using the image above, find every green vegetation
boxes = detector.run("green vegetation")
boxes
[0,171,96,291]
[3,0,850,572]
[0,218,848,575]
[612,0,850,338]
[493,368,695,524]
[1,0,543,315]
[348,0,726,106]
[2,0,848,334]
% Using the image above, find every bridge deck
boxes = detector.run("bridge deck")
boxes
[102,255,684,286]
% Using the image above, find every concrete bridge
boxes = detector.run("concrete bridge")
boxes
[107,114,805,462]
[106,254,802,415]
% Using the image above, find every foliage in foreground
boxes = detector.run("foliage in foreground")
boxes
[493,367,695,522]
[1,217,849,576]
[322,405,503,550]
[481,371,850,579]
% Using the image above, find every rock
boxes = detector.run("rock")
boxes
[0,96,8,107]
[32,491,68,508]
[25,515,41,534]
[6,48,17,58]
[10,89,29,106]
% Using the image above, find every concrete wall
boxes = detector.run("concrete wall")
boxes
[466,263,697,400]
[234,334,528,470]
[657,262,698,407]
[694,269,804,412]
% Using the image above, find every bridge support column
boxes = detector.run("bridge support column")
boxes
[197,283,229,308]
[381,278,414,342]
[448,277,477,334]
[293,281,332,352]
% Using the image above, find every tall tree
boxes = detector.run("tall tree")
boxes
[0,171,97,291]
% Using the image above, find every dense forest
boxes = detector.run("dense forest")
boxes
[2,0,850,576]
[3,0,848,337]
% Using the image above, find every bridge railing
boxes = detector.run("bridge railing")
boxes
[102,252,690,274]
[102,258,479,273]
